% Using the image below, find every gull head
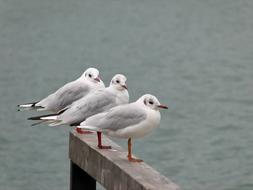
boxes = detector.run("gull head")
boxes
[83,68,103,84]
[138,94,168,111]
[110,74,128,91]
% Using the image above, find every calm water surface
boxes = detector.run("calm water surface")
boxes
[1,0,253,190]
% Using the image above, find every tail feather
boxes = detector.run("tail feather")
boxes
[70,122,81,127]
[77,125,100,131]
[17,101,44,111]
[18,102,38,108]
[48,120,65,127]
[31,120,47,126]
[31,119,63,127]
[28,113,59,121]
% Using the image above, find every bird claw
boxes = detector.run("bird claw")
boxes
[98,145,112,149]
[127,156,143,163]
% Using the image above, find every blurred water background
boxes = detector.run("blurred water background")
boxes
[1,0,253,189]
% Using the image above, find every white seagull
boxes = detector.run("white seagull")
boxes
[18,68,105,112]
[77,94,168,162]
[28,74,129,139]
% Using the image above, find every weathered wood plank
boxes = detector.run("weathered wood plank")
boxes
[69,131,181,190]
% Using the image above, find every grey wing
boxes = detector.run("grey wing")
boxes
[61,90,117,124]
[85,104,147,131]
[41,81,90,111]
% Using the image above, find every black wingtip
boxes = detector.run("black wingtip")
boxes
[28,113,59,121]
[17,101,39,107]
[28,116,42,120]
[31,120,45,127]
[17,104,25,107]
[70,122,81,127]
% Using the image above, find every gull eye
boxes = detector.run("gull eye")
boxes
[116,80,120,83]
[149,100,154,105]
[88,74,92,78]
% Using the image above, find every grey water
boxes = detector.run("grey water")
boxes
[1,0,253,189]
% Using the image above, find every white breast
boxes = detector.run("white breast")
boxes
[115,90,129,105]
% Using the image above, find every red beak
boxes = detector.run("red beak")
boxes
[157,104,168,109]
[94,76,101,82]
[122,85,128,90]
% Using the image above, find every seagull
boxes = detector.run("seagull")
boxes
[77,94,168,162]
[28,74,129,139]
[18,68,105,112]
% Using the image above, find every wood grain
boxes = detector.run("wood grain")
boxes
[69,131,181,190]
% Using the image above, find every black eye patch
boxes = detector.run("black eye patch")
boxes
[149,100,154,105]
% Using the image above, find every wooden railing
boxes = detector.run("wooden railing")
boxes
[69,131,181,190]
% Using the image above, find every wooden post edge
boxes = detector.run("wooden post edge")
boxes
[69,131,181,190]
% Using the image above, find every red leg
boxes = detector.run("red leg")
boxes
[97,132,111,149]
[76,127,93,134]
[127,138,143,162]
